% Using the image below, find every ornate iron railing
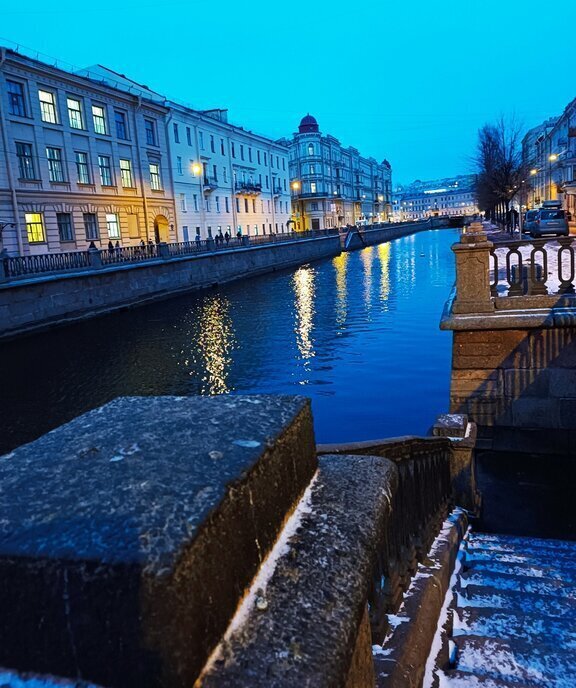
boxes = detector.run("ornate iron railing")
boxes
[490,237,576,297]
[5,250,91,278]
[101,244,160,265]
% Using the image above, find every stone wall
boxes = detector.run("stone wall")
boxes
[0,235,340,340]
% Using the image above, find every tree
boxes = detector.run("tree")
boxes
[473,118,527,226]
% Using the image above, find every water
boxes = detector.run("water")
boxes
[0,229,458,453]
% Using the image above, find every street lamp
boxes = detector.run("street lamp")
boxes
[191,162,202,176]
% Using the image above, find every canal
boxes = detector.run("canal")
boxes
[0,228,458,453]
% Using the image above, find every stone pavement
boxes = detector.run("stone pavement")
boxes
[436,531,576,687]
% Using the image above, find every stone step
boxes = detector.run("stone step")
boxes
[452,635,576,687]
[469,533,576,554]
[462,558,576,584]
[453,607,576,650]
[459,570,576,600]
[457,585,576,618]
[463,548,576,572]
[438,669,536,688]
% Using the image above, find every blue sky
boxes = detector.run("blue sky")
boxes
[2,0,575,184]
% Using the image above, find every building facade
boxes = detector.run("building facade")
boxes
[522,105,576,224]
[83,66,291,242]
[0,47,177,256]
[281,116,392,231]
[391,175,478,221]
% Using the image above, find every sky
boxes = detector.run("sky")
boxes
[2,0,575,185]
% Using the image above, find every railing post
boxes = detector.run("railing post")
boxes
[0,249,9,282]
[452,221,494,314]
[158,242,170,260]
[88,247,102,270]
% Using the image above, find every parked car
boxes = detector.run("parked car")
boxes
[530,208,569,237]
[524,210,539,234]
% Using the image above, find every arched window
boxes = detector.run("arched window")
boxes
[308,143,314,156]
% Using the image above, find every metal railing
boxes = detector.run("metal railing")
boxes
[234,181,262,194]
[0,229,341,282]
[490,236,576,297]
[4,249,91,278]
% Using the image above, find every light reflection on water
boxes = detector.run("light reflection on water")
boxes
[0,229,458,452]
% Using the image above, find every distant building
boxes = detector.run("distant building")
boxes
[280,115,392,231]
[391,175,478,221]
[0,47,176,256]
[522,104,576,224]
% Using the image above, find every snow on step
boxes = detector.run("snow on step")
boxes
[463,548,576,572]
[439,670,535,688]
[458,584,576,618]
[469,533,576,554]
[462,559,576,584]
[459,570,576,599]
[453,608,576,651]
[453,635,575,688]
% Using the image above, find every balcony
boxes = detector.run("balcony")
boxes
[273,185,283,197]
[203,176,218,193]
[235,180,262,195]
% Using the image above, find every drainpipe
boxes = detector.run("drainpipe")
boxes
[133,96,151,242]
[269,146,276,234]
[226,135,238,235]
[163,109,177,242]
[0,49,24,255]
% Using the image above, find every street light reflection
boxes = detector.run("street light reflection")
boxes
[332,252,348,325]
[292,266,316,361]
[378,242,391,304]
[361,247,374,310]
[196,294,236,395]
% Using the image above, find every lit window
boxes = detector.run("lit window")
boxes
[46,147,65,182]
[7,80,26,117]
[75,151,90,184]
[25,213,45,243]
[149,162,162,190]
[57,212,74,242]
[311,182,317,193]
[39,90,58,123]
[308,144,314,156]
[98,155,113,186]
[84,213,99,240]
[115,111,128,139]
[106,213,120,239]
[92,105,107,135]
[119,159,133,188]
[67,97,84,129]
[16,142,36,180]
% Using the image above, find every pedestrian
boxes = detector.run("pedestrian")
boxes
[224,231,230,244]
[237,229,242,241]
[147,238,154,255]
[195,231,201,246]
[115,240,120,252]
[88,241,97,250]
[108,240,114,255]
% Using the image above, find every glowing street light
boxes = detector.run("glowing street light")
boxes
[530,169,538,176]
[291,180,300,191]
[549,154,558,162]
[191,162,202,176]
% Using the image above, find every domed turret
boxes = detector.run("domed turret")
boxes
[298,114,319,134]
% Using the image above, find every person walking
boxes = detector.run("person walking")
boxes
[224,231,230,245]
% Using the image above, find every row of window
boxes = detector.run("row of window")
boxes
[14,142,163,190]
[24,211,120,244]
[174,125,287,170]
[179,193,289,215]
[293,143,388,171]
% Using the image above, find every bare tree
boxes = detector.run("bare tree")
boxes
[474,118,527,227]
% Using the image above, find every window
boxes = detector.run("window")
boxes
[57,212,74,242]
[177,156,183,175]
[225,197,229,212]
[114,111,128,139]
[282,158,286,171]
[46,147,65,182]
[248,148,252,162]
[205,199,210,211]
[257,151,261,164]
[240,144,244,160]
[106,213,120,239]
[92,105,107,135]
[39,90,58,123]
[180,193,187,211]
[210,135,215,153]
[119,159,133,187]
[173,122,180,143]
[75,151,90,184]
[25,213,45,243]
[271,156,274,169]
[193,194,198,211]
[16,142,36,180]
[311,182,317,193]
[84,213,99,240]
[213,164,218,181]
[231,142,236,158]
[216,196,220,212]
[236,197,240,212]
[252,199,256,213]
[308,144,314,156]
[199,131,204,149]
[67,97,84,129]
[144,119,157,146]
[149,162,161,190]
[265,175,269,188]
[220,138,225,155]
[311,202,318,210]
[7,80,26,116]
[186,127,192,146]
[98,155,113,186]
[223,167,227,183]
[263,152,267,165]
[244,198,249,213]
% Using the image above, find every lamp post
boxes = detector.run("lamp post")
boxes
[548,153,558,201]
[291,181,301,231]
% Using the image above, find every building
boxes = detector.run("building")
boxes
[281,115,392,231]
[0,47,177,256]
[522,104,576,224]
[391,175,478,221]
[81,66,291,242]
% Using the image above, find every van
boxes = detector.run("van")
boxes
[531,208,569,237]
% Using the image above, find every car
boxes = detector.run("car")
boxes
[524,210,539,234]
[530,208,569,237]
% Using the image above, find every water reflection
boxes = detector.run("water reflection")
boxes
[188,294,236,394]
[333,252,348,325]
[361,247,374,313]
[292,266,316,363]
[378,243,391,304]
